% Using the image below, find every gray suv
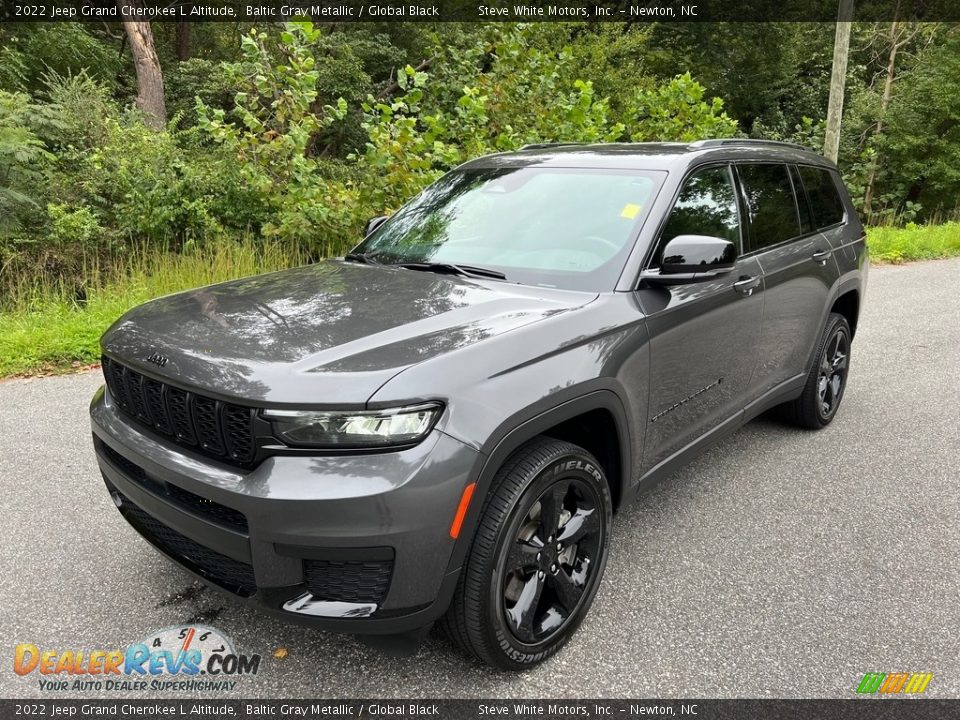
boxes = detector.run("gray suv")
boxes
[91,140,868,669]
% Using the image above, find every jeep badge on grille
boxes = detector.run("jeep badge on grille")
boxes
[145,352,169,368]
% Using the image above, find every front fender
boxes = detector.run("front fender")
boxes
[441,387,634,580]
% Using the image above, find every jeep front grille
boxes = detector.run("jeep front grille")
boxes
[102,355,256,467]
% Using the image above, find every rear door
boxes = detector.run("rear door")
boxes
[636,164,764,472]
[735,162,840,396]
[797,163,861,269]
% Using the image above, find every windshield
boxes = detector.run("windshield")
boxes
[351,166,665,291]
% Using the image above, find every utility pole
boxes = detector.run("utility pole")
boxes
[824,0,855,163]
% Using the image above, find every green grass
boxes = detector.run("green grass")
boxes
[0,241,306,377]
[867,222,960,264]
[1,223,958,377]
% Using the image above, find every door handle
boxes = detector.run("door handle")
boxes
[812,249,832,265]
[733,275,760,297]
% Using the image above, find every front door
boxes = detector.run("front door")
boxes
[636,164,764,473]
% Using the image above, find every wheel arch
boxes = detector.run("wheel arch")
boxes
[444,390,633,576]
[830,288,860,338]
[803,278,862,375]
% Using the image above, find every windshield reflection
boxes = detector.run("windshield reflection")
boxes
[353,167,665,292]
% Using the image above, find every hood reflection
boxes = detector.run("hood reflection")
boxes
[102,260,596,404]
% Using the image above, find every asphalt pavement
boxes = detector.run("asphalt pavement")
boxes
[1,258,958,699]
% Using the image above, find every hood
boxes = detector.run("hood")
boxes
[101,260,597,405]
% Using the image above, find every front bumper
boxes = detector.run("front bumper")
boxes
[90,386,481,634]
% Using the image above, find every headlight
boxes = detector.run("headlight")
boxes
[261,403,442,449]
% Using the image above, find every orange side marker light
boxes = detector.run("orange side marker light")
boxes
[449,482,477,539]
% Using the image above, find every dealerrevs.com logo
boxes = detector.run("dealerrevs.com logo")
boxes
[14,625,260,693]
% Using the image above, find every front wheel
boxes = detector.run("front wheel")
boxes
[441,437,613,669]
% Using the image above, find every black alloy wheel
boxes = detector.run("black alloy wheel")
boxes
[441,437,613,669]
[500,477,603,645]
[817,325,849,419]
[777,312,852,429]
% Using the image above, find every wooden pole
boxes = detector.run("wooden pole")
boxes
[824,0,855,163]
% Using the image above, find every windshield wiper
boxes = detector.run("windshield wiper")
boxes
[344,251,382,265]
[396,262,507,280]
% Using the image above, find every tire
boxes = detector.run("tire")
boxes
[776,312,852,429]
[440,436,613,670]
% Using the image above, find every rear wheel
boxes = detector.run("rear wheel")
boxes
[441,437,612,669]
[776,312,851,429]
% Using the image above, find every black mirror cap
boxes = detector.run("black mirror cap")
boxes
[660,234,737,275]
[364,215,389,237]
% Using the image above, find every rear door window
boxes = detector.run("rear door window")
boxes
[798,165,846,230]
[736,163,802,253]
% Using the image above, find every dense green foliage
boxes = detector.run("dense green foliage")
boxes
[0,19,958,374]
[0,21,745,302]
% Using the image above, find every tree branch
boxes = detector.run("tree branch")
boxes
[374,56,436,101]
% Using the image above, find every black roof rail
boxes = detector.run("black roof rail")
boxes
[691,139,811,151]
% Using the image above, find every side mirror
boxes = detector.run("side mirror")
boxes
[642,234,737,285]
[364,215,389,237]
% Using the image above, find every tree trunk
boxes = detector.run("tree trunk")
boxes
[863,11,903,215]
[118,8,166,129]
[824,0,855,163]
[176,19,192,62]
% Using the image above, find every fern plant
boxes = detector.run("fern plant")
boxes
[0,91,59,236]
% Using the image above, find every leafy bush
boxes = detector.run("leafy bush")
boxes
[41,72,116,150]
[196,23,361,255]
[355,25,736,213]
[165,59,240,128]
[1,24,121,93]
[0,43,28,92]
[46,203,102,253]
[0,91,59,237]
[623,72,738,142]
[1,73,274,298]
[877,34,960,219]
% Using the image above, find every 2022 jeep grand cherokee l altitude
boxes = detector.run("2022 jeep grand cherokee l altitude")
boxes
[91,139,867,669]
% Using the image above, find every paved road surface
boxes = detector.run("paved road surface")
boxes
[1,258,958,699]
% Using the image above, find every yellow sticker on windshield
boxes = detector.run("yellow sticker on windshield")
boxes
[620,203,641,219]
